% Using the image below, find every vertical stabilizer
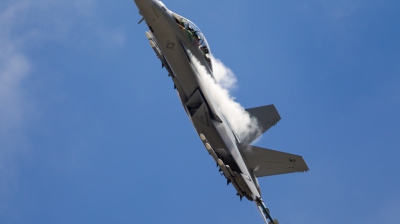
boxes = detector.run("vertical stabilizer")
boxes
[244,104,281,144]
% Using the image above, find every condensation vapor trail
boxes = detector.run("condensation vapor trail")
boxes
[189,52,260,143]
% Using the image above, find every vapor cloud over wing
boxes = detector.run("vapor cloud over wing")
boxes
[189,53,260,143]
[210,56,237,90]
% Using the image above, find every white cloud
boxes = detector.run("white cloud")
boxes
[72,0,95,16]
[97,27,127,49]
[0,3,32,212]
[0,46,30,130]
[0,0,98,132]
[327,1,362,21]
[376,197,400,223]
[0,0,103,210]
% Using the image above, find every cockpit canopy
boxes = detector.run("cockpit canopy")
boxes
[172,13,212,69]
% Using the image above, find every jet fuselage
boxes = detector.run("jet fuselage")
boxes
[132,1,309,223]
[134,0,261,201]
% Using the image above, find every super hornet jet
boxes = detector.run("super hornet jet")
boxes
[133,1,309,223]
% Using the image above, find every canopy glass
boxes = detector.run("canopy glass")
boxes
[173,13,212,68]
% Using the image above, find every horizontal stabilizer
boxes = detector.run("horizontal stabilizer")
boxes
[240,145,309,178]
[245,105,281,143]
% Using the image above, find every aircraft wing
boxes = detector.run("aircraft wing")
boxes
[240,145,309,177]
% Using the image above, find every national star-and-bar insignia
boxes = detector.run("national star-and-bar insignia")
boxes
[166,40,175,50]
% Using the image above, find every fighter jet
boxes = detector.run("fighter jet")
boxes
[133,1,309,223]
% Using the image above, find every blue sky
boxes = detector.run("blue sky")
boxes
[1,0,399,223]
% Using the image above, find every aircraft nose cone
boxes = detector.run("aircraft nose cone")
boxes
[134,0,154,10]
